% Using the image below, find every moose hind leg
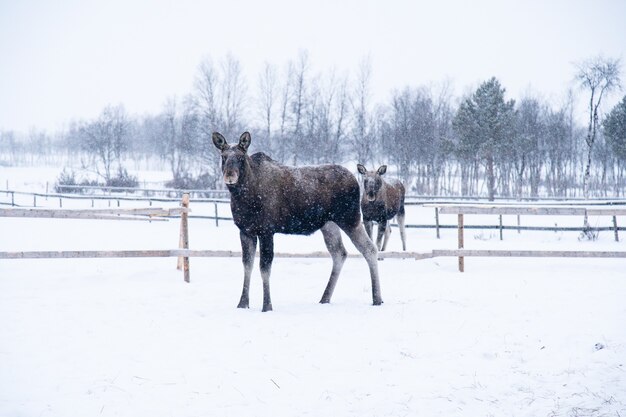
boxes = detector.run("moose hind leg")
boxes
[259,234,275,312]
[320,222,348,304]
[238,231,257,309]
[344,223,382,305]
[397,212,407,251]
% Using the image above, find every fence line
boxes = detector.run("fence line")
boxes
[17,183,626,202]
[1,200,625,278]
[5,188,626,207]
[427,203,626,272]
[0,207,185,221]
[0,249,435,260]
[3,189,626,238]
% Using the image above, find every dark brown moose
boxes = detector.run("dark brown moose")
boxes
[357,164,407,251]
[213,131,382,312]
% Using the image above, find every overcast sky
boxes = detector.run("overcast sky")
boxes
[1,0,625,133]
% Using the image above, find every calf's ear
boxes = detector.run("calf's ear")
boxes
[238,132,252,152]
[377,165,387,175]
[212,132,228,151]
[357,164,367,175]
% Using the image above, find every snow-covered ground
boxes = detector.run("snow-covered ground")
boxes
[1,166,625,417]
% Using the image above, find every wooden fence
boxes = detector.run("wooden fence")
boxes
[1,197,625,278]
[428,203,626,272]
[3,189,626,238]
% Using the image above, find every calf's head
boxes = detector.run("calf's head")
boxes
[212,131,252,186]
[357,164,387,202]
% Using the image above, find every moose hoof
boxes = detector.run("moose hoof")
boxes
[237,302,249,309]
[373,299,383,306]
[262,304,273,312]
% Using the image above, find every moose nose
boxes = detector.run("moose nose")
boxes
[367,193,376,202]
[223,172,239,185]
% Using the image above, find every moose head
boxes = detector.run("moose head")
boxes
[212,131,252,186]
[357,164,387,202]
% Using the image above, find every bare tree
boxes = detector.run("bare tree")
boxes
[155,95,202,187]
[514,96,547,198]
[195,57,220,129]
[429,81,455,195]
[194,54,248,184]
[351,56,375,166]
[575,56,622,199]
[263,61,295,163]
[258,61,277,141]
[303,70,349,164]
[220,53,247,136]
[79,104,130,183]
[290,50,310,165]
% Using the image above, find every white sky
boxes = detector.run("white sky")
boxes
[1,0,625,133]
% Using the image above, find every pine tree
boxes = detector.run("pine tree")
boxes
[603,95,626,195]
[453,77,516,200]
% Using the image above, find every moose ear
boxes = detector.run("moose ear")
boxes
[212,132,228,151]
[238,132,251,152]
[377,165,387,175]
[357,164,367,175]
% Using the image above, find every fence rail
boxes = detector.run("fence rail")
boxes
[20,183,626,202]
[427,203,626,272]
[6,189,626,206]
[3,189,626,238]
[1,200,624,278]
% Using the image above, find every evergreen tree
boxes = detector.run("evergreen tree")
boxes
[453,77,516,200]
[603,95,626,195]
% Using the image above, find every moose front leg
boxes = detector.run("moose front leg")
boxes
[238,231,257,309]
[259,234,275,312]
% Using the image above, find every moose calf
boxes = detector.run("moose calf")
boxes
[357,164,407,251]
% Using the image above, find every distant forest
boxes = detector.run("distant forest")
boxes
[1,52,625,199]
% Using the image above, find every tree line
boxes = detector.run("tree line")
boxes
[1,52,624,199]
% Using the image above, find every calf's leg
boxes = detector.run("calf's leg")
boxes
[381,221,392,251]
[258,234,275,312]
[364,220,373,239]
[376,219,387,251]
[319,222,348,304]
[343,223,383,305]
[238,231,257,309]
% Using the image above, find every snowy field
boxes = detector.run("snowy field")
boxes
[1,167,626,416]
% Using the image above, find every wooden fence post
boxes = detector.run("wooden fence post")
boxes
[613,216,619,242]
[435,207,440,239]
[499,215,503,241]
[458,213,464,272]
[214,202,219,227]
[179,193,190,283]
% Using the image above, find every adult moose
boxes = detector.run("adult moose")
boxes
[213,131,382,312]
[357,164,407,251]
